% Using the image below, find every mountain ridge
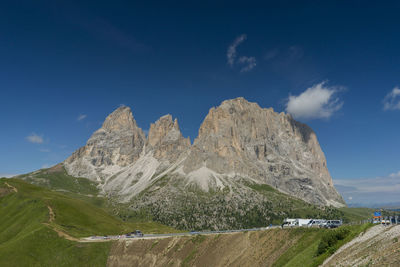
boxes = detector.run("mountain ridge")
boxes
[61,97,345,229]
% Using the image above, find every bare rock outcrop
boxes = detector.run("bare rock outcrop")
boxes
[182,97,344,207]
[146,114,190,162]
[64,106,145,180]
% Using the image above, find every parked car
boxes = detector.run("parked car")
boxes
[132,230,143,237]
[323,220,342,228]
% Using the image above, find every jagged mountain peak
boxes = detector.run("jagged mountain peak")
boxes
[147,114,190,160]
[101,105,137,132]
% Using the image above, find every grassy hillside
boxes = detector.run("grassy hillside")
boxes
[273,223,373,267]
[339,207,375,222]
[16,164,100,196]
[0,178,176,266]
[17,165,374,230]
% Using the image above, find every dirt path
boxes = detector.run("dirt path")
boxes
[4,182,17,192]
[43,205,80,242]
[47,205,55,222]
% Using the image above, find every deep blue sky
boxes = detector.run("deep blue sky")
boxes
[1,1,399,204]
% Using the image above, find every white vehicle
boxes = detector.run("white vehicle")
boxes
[282,218,312,227]
[308,219,326,227]
[282,218,298,227]
[298,219,312,227]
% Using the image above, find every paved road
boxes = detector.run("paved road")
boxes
[82,226,281,242]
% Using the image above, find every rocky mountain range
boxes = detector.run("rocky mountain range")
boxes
[63,97,345,229]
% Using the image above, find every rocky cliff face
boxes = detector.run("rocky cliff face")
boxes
[146,114,190,162]
[63,98,345,229]
[181,97,341,206]
[64,106,145,181]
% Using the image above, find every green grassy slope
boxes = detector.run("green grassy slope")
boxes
[0,178,176,266]
[17,165,375,229]
[273,223,373,267]
[16,164,100,196]
[339,207,375,222]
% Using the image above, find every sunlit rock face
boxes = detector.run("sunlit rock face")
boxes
[146,114,190,162]
[182,97,343,207]
[64,106,146,181]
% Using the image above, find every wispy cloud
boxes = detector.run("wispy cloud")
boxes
[227,34,256,72]
[227,34,247,66]
[77,114,87,121]
[383,87,400,111]
[39,148,51,153]
[285,82,343,120]
[335,171,400,206]
[238,56,256,72]
[26,133,44,144]
[264,48,279,61]
[389,171,400,178]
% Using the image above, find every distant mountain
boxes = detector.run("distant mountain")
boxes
[35,98,347,229]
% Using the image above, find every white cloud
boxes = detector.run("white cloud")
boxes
[41,164,51,169]
[77,114,87,121]
[389,171,400,178]
[286,82,343,120]
[238,56,256,72]
[227,34,247,66]
[39,148,50,153]
[383,87,400,111]
[334,172,400,206]
[226,34,257,72]
[26,133,44,144]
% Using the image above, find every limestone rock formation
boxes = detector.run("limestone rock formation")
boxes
[146,114,190,162]
[181,97,342,206]
[64,106,145,181]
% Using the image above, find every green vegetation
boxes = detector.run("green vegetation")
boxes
[0,179,110,266]
[191,234,206,244]
[18,165,99,196]
[273,223,373,267]
[133,177,372,231]
[245,181,348,224]
[339,207,375,222]
[316,227,351,255]
[0,178,177,266]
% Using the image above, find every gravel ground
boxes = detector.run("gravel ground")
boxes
[323,224,400,266]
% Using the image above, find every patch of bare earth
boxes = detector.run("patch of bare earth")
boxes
[4,182,17,192]
[323,224,400,266]
[0,187,12,197]
[43,205,80,242]
[107,229,301,267]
